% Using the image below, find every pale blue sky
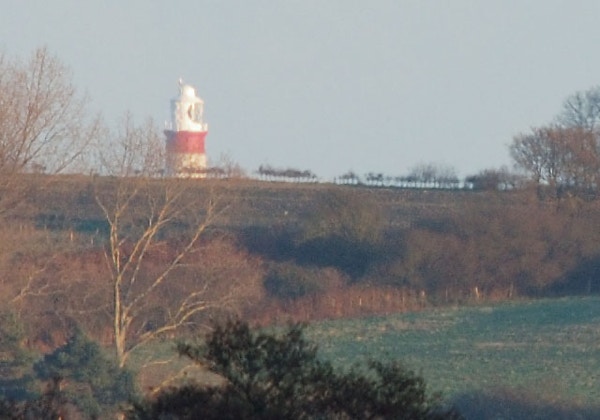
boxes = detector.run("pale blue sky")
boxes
[2,1,600,180]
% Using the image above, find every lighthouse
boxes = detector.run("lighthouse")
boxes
[164,80,208,178]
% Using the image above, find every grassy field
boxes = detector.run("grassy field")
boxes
[306,297,600,412]
[134,296,600,417]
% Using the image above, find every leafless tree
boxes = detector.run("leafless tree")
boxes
[510,125,600,198]
[336,171,360,185]
[97,112,164,178]
[557,86,600,131]
[365,172,384,187]
[94,116,260,368]
[212,152,246,179]
[0,47,100,216]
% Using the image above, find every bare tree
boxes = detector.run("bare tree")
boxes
[0,47,100,215]
[97,112,164,178]
[557,86,600,131]
[510,125,600,198]
[364,172,384,187]
[94,116,259,367]
[210,152,246,179]
[336,171,360,185]
[0,46,100,340]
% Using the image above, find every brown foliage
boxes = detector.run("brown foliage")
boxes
[130,236,265,335]
[85,236,262,345]
[0,223,264,352]
[390,194,600,301]
[253,284,425,324]
[255,262,441,324]
[510,125,600,199]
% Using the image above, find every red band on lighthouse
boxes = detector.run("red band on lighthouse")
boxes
[165,131,207,154]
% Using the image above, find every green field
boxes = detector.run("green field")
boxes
[306,297,600,409]
[135,297,600,417]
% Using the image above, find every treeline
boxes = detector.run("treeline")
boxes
[255,163,514,190]
[334,165,463,189]
[256,164,318,182]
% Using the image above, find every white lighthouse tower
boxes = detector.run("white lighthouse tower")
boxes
[164,80,208,177]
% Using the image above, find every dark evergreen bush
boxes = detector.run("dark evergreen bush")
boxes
[33,329,136,418]
[128,319,460,419]
[0,311,37,402]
